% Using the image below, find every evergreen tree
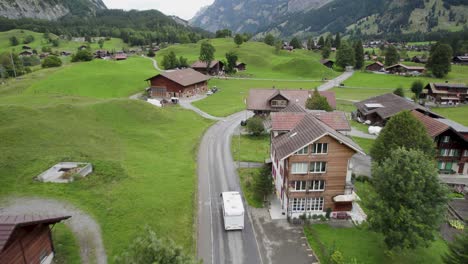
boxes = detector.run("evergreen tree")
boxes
[368,148,448,251]
[336,41,355,68]
[225,51,238,74]
[264,34,275,46]
[307,37,315,50]
[443,231,468,264]
[253,164,274,202]
[178,56,189,68]
[411,80,424,99]
[354,40,364,69]
[306,88,332,111]
[384,45,400,66]
[199,41,215,71]
[162,51,179,70]
[393,87,405,97]
[370,111,435,164]
[325,35,333,48]
[234,34,244,47]
[322,41,332,59]
[290,37,301,49]
[9,36,19,46]
[334,32,341,48]
[427,43,453,78]
[317,36,325,47]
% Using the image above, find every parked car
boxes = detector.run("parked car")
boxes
[207,91,213,96]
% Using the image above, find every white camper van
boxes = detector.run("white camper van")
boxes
[221,191,245,230]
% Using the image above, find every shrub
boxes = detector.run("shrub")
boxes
[42,55,62,68]
[23,35,35,44]
[325,208,332,219]
[72,49,93,62]
[246,116,265,136]
[330,250,345,264]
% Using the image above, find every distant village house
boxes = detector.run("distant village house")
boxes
[422,83,468,105]
[385,64,425,76]
[191,60,224,75]
[146,68,210,98]
[365,61,384,72]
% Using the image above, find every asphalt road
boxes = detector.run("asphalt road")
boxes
[197,110,263,264]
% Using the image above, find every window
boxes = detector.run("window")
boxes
[442,136,450,143]
[296,146,308,155]
[292,181,307,191]
[271,100,287,107]
[449,149,459,157]
[310,162,327,173]
[291,163,308,174]
[291,198,306,212]
[291,198,324,212]
[309,180,325,191]
[440,149,449,157]
[464,150,468,157]
[438,161,453,170]
[306,197,324,211]
[312,143,328,154]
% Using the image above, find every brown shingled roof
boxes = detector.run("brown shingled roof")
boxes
[313,112,351,131]
[191,60,221,69]
[145,68,210,87]
[411,110,449,138]
[271,112,306,131]
[247,89,336,111]
[0,215,71,251]
[355,93,429,120]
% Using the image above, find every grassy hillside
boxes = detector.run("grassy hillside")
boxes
[26,57,156,98]
[157,38,338,80]
[0,29,129,54]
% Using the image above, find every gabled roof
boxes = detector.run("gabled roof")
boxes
[425,83,468,94]
[313,111,351,131]
[385,63,425,71]
[191,60,221,69]
[145,68,210,87]
[454,56,468,62]
[366,61,384,67]
[0,215,71,251]
[272,114,363,160]
[247,89,336,111]
[411,110,450,138]
[279,103,307,113]
[271,112,306,131]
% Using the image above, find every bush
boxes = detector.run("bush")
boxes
[72,49,93,62]
[23,35,35,44]
[326,208,332,219]
[42,55,62,68]
[246,116,265,136]
[330,250,345,264]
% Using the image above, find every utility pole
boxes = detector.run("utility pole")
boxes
[9,52,17,78]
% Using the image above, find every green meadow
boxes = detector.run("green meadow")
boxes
[231,134,270,163]
[0,57,212,259]
[432,105,468,126]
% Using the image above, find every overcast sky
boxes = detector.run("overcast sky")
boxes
[102,0,214,20]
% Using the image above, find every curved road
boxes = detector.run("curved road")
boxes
[197,111,262,264]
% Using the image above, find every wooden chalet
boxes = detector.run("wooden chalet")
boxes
[320,59,334,69]
[191,60,224,75]
[0,215,71,264]
[114,53,128,61]
[18,50,33,57]
[422,83,468,105]
[354,93,437,125]
[365,61,384,72]
[235,62,246,71]
[411,56,428,64]
[146,68,210,98]
[94,50,109,59]
[453,56,468,65]
[385,64,425,75]
[247,89,336,115]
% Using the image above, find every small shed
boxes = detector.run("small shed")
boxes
[235,62,246,71]
[320,59,334,69]
[0,215,71,264]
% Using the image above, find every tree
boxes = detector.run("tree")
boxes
[290,37,301,49]
[306,37,315,50]
[234,34,244,47]
[427,43,453,78]
[199,41,215,71]
[367,148,448,251]
[336,41,355,68]
[322,41,331,59]
[71,49,93,62]
[42,55,62,68]
[0,52,25,77]
[225,51,238,74]
[306,88,332,111]
[98,39,105,49]
[162,51,179,70]
[179,56,189,68]
[411,80,424,99]
[23,35,35,44]
[333,32,341,49]
[9,36,19,46]
[317,36,325,47]
[274,41,282,54]
[246,116,265,136]
[325,35,333,48]
[264,34,275,46]
[443,231,468,264]
[215,29,232,38]
[147,49,155,57]
[384,45,400,66]
[370,111,435,164]
[253,164,274,202]
[354,40,364,69]
[114,227,200,264]
[393,87,405,97]
[51,39,60,47]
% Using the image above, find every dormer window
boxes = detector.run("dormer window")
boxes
[271,100,287,108]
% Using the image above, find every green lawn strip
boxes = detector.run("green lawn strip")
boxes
[231,134,270,163]
[350,120,369,133]
[193,79,322,117]
[238,168,263,208]
[431,105,468,126]
[25,57,157,98]
[52,223,81,264]
[351,137,374,155]
[304,224,447,264]
[335,99,356,113]
[157,38,338,79]
[0,100,213,258]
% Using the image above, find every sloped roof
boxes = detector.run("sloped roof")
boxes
[146,68,210,87]
[366,61,384,67]
[0,215,71,251]
[313,111,351,131]
[386,64,425,71]
[426,83,468,94]
[279,103,307,113]
[355,93,429,120]
[411,110,450,138]
[191,60,221,69]
[247,89,336,111]
[271,112,306,131]
[272,114,363,160]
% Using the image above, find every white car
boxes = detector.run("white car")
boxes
[207,91,213,96]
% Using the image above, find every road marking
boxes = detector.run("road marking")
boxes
[207,138,215,264]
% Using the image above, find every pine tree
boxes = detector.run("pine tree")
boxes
[322,41,331,59]
[290,37,301,49]
[334,32,341,49]
[336,41,355,68]
[354,40,364,69]
[305,88,332,111]
[317,36,325,47]
[384,45,400,66]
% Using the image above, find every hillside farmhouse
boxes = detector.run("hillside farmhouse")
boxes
[247,89,336,115]
[270,112,364,218]
[191,60,224,75]
[0,215,71,263]
[411,56,428,64]
[365,61,384,72]
[146,68,210,98]
[453,56,468,65]
[386,64,425,75]
[422,83,468,105]
[235,62,246,71]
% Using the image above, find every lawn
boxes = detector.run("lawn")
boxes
[52,223,81,264]
[25,57,157,98]
[231,134,270,163]
[157,38,338,80]
[350,120,369,133]
[305,224,448,264]
[193,79,322,117]
[238,168,264,208]
[351,137,374,154]
[431,105,468,126]
[335,99,356,113]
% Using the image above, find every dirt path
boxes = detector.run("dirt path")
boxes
[142,55,164,72]
[0,197,107,264]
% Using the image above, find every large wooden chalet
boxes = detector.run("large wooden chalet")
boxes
[191,60,224,75]
[386,63,425,75]
[453,56,468,65]
[0,215,71,264]
[247,89,336,115]
[422,83,468,105]
[365,61,384,72]
[270,112,364,218]
[146,68,210,98]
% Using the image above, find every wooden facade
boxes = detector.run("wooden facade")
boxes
[148,75,208,98]
[435,130,468,175]
[365,62,384,72]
